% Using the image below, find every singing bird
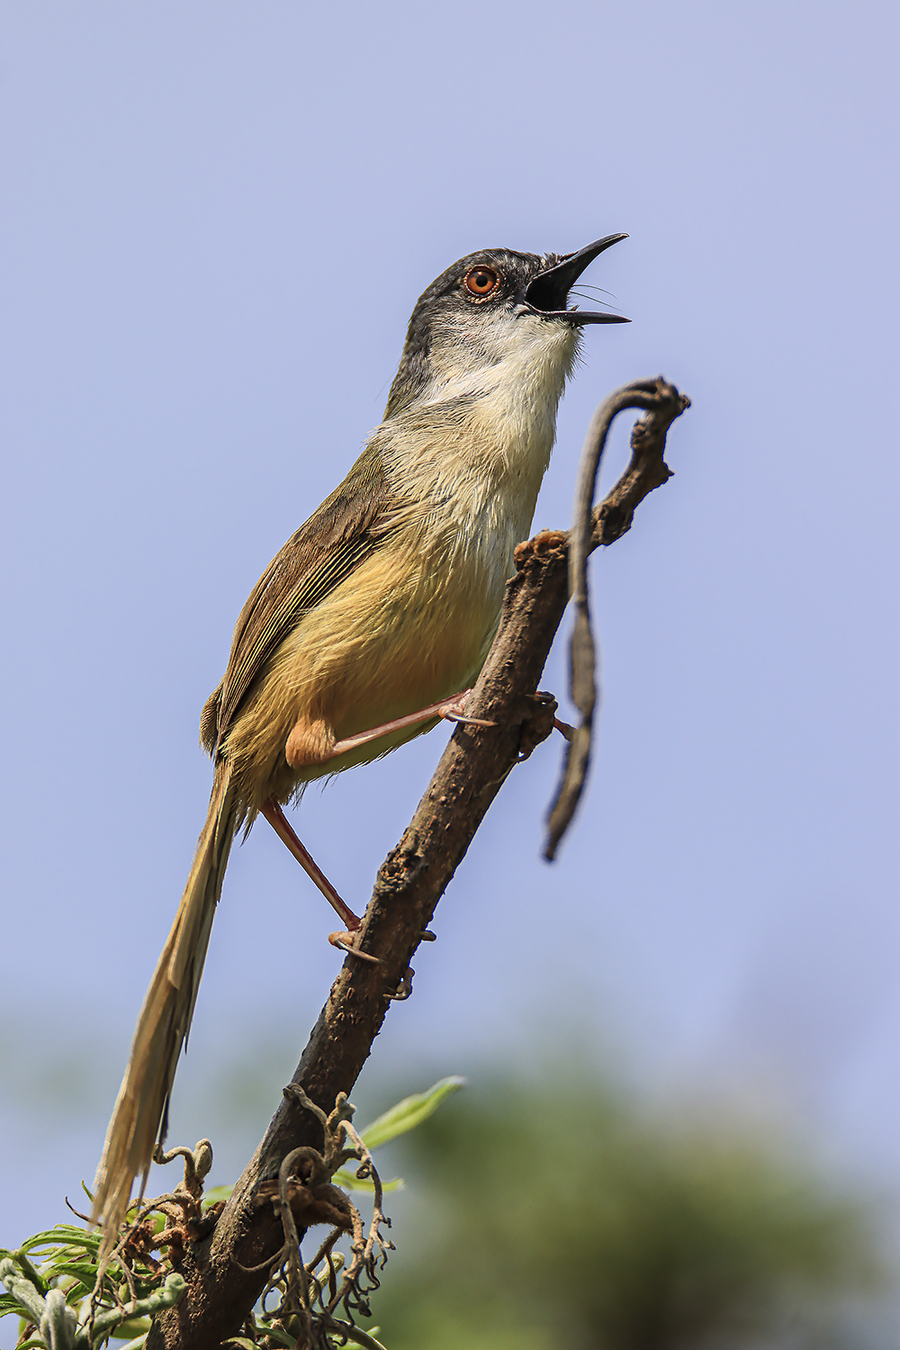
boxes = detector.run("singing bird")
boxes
[92,234,629,1241]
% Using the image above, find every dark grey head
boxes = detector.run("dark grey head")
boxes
[385,235,628,419]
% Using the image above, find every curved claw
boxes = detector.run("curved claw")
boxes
[329,931,381,963]
[440,709,496,728]
[437,690,495,728]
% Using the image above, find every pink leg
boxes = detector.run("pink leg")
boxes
[322,688,495,762]
[261,800,379,961]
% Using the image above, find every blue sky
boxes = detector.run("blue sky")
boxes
[1,0,898,1237]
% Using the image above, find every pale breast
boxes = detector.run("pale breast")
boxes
[224,326,574,804]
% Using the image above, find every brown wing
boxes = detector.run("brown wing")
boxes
[202,445,392,753]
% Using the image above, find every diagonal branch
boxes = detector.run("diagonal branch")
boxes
[146,376,690,1350]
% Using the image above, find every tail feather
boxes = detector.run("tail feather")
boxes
[92,762,238,1249]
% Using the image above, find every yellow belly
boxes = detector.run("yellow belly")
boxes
[222,526,503,813]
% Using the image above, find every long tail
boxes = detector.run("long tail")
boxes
[92,760,239,1249]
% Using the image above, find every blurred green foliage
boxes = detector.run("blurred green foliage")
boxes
[1,1059,892,1349]
[370,1073,890,1350]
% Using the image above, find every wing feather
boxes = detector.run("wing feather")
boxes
[209,446,392,747]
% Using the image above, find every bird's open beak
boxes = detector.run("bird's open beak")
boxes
[524,234,630,324]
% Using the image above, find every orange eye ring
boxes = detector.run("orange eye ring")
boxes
[463,265,500,298]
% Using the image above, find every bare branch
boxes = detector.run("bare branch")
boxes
[146,376,690,1350]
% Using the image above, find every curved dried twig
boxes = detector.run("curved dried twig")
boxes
[544,377,691,858]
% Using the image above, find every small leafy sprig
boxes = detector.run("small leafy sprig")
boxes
[1,1077,463,1349]
[0,1227,185,1349]
[226,1077,465,1350]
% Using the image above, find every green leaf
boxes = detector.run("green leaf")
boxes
[112,1318,151,1338]
[360,1077,465,1151]
[52,1259,102,1294]
[11,1250,48,1296]
[201,1184,235,1208]
[21,1226,101,1254]
[256,1326,296,1347]
[325,1319,388,1350]
[331,1170,405,1194]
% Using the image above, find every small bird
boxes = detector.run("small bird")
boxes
[92,234,628,1242]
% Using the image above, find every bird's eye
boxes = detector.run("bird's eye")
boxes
[464,266,500,298]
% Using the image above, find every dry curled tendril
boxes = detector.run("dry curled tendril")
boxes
[0,1143,213,1349]
[30,1099,389,1349]
[243,1086,393,1349]
[86,1140,215,1331]
[111,1138,217,1275]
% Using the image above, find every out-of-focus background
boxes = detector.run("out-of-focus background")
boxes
[2,1,898,1344]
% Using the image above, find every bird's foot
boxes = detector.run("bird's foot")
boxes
[436,689,495,728]
[329,930,381,963]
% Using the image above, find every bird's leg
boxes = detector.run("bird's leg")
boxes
[330,692,571,752]
[260,800,379,962]
[299,689,495,765]
[324,691,571,757]
[273,692,490,959]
